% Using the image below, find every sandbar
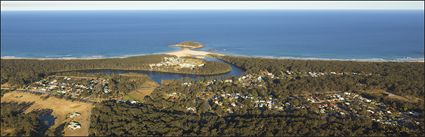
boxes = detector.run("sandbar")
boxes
[166,48,223,58]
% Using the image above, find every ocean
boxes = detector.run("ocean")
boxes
[1,10,424,61]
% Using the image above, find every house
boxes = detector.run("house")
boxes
[231,102,236,107]
[267,72,274,78]
[57,90,67,94]
[68,121,81,130]
[257,76,262,81]
[226,108,234,113]
[285,70,292,75]
[187,107,196,112]
[64,77,71,81]
[69,112,81,118]
[365,99,372,103]
[48,85,58,90]
[275,106,284,110]
[116,100,125,103]
[308,72,318,77]
[103,86,109,93]
[49,80,58,85]
[182,82,192,86]
[224,79,233,83]
[408,111,420,117]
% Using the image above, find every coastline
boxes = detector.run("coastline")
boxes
[221,54,425,63]
[1,49,423,63]
[165,48,223,57]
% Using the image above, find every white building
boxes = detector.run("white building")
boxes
[68,121,81,130]
[69,112,81,118]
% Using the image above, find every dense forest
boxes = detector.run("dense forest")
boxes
[1,55,231,87]
[90,100,423,136]
[219,56,424,98]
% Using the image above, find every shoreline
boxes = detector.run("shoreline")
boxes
[224,54,425,63]
[1,49,423,63]
[165,48,223,57]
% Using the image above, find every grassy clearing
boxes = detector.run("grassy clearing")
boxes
[118,73,159,102]
[1,91,93,136]
[362,89,422,103]
[1,128,15,136]
[125,80,159,102]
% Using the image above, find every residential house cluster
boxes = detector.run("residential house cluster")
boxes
[301,71,373,78]
[114,99,139,105]
[281,70,374,78]
[68,121,81,130]
[165,92,181,102]
[209,92,306,114]
[67,112,82,130]
[28,76,111,98]
[149,57,205,70]
[305,92,421,127]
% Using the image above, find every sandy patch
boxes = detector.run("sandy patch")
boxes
[166,48,222,58]
[367,89,422,103]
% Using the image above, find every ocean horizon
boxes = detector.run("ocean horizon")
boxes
[1,10,424,61]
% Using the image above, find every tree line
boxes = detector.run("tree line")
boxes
[1,55,231,87]
[89,100,423,136]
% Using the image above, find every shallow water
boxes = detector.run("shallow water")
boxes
[38,112,55,129]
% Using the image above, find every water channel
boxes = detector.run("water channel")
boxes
[76,57,245,83]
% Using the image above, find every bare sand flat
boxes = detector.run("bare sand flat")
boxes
[1,91,93,136]
[166,48,222,57]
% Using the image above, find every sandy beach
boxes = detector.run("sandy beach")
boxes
[166,48,223,57]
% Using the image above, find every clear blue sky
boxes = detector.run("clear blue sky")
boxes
[1,1,424,11]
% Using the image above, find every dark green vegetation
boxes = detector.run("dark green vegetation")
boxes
[108,74,152,98]
[88,56,424,136]
[219,56,424,98]
[91,100,422,136]
[2,55,423,136]
[0,55,231,87]
[1,102,59,136]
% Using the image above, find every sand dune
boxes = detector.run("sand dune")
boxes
[166,48,222,57]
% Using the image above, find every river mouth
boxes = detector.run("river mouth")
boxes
[69,57,245,83]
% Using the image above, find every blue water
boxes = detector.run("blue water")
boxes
[1,10,424,60]
[39,113,55,128]
[73,57,245,83]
